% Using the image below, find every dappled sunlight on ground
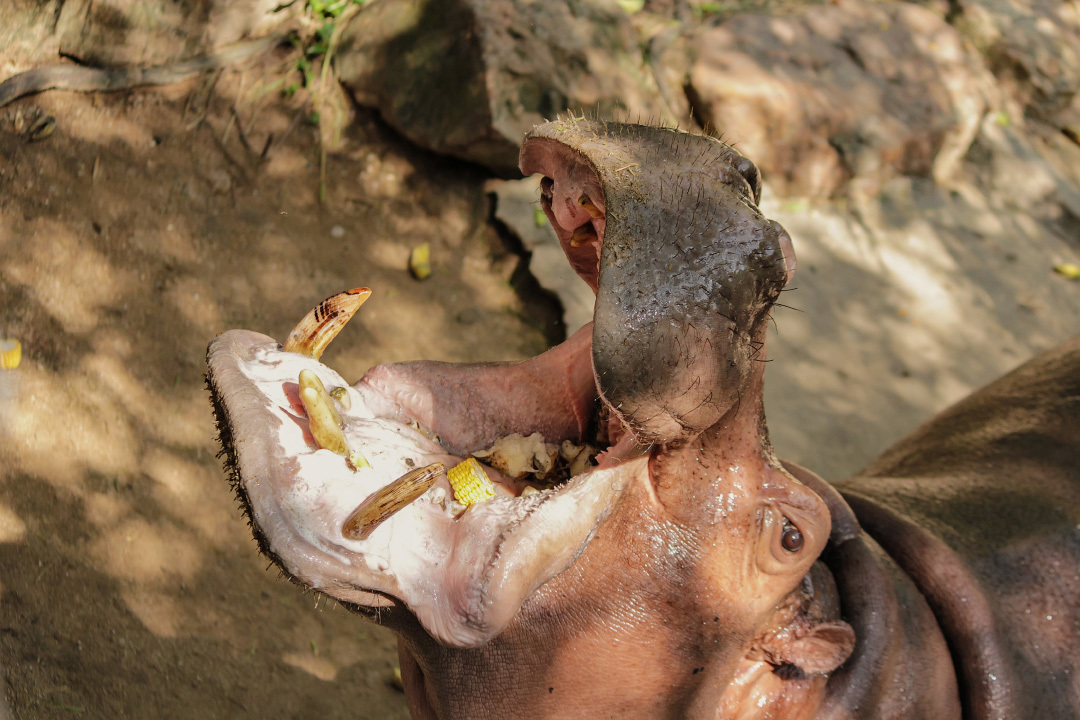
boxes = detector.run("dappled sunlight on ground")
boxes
[0,70,547,717]
[282,652,342,682]
[120,588,187,638]
[12,362,143,489]
[4,221,137,334]
[0,502,26,543]
[763,174,1080,479]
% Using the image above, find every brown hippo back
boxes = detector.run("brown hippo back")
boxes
[836,336,1080,720]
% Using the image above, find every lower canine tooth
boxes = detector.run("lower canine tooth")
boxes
[342,462,446,540]
[300,369,343,427]
[284,287,371,360]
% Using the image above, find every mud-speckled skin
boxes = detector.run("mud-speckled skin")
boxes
[836,337,1080,720]
[521,121,793,443]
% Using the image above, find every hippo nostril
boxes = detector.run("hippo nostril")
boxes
[773,222,797,287]
[781,521,804,552]
[735,156,762,204]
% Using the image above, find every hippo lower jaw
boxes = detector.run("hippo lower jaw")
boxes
[207,321,644,648]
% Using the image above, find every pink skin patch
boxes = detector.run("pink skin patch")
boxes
[525,143,608,292]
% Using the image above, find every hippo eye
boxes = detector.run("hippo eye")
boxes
[781,521,804,553]
[734,156,762,204]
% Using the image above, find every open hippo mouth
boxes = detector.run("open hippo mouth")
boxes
[206,119,799,650]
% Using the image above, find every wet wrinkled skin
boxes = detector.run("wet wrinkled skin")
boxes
[206,118,1080,719]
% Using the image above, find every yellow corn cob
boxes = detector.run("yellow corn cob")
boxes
[408,242,432,280]
[0,339,21,370]
[447,458,496,506]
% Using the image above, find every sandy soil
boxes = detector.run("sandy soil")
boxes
[1,51,1079,720]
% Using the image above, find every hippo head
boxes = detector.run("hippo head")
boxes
[207,120,853,718]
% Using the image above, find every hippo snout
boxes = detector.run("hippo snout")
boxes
[520,121,795,443]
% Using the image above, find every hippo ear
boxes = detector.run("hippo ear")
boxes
[758,620,855,675]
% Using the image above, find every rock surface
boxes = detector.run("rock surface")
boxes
[1,1,1080,716]
[0,0,284,68]
[336,0,674,176]
[948,0,1080,123]
[763,171,1080,478]
[686,0,995,198]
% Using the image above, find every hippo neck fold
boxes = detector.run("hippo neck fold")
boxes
[786,464,963,720]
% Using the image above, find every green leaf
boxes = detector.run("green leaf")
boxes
[297,56,314,86]
[533,206,548,227]
[307,111,321,126]
[325,0,350,16]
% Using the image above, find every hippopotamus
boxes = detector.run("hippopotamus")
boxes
[205,119,1080,719]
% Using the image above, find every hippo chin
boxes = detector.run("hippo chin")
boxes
[206,120,1080,719]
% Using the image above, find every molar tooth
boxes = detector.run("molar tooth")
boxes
[577,193,604,220]
[520,485,540,497]
[570,223,598,248]
[342,463,446,541]
[298,369,368,469]
[284,287,371,360]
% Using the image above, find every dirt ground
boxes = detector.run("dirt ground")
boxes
[1,48,1080,720]
[0,58,558,719]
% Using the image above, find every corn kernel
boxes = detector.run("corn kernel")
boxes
[447,458,496,507]
[0,339,21,370]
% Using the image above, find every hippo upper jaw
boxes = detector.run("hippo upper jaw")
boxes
[520,120,796,445]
